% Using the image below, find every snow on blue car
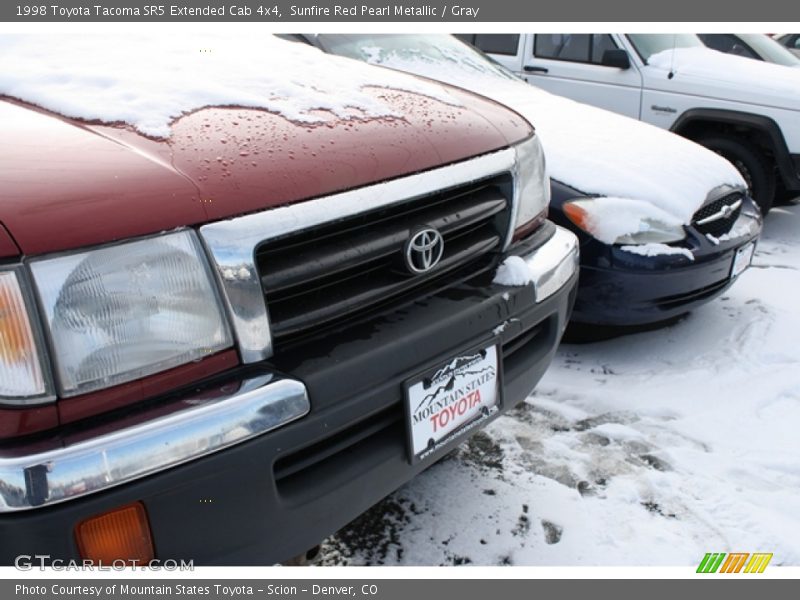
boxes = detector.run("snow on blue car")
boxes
[303,33,763,329]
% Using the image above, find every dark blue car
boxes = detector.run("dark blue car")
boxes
[302,34,763,328]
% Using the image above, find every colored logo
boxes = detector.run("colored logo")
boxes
[697,552,773,573]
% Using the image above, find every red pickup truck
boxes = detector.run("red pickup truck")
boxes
[0,36,578,565]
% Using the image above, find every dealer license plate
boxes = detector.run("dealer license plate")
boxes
[731,241,756,279]
[405,344,500,463]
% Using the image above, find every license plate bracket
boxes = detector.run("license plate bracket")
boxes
[404,343,501,464]
[731,241,756,279]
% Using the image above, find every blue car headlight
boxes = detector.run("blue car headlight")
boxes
[563,197,687,245]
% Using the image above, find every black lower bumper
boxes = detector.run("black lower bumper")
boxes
[571,218,761,327]
[0,241,577,565]
[572,243,752,326]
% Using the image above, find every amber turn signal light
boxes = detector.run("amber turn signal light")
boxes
[562,202,591,232]
[0,270,47,398]
[75,502,154,565]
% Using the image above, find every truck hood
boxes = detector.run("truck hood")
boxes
[345,48,745,224]
[0,34,531,255]
[0,87,529,256]
[646,47,800,113]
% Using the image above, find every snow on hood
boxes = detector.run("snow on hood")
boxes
[648,47,800,107]
[0,34,460,138]
[350,40,746,224]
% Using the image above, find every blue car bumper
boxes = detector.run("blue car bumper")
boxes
[570,204,761,326]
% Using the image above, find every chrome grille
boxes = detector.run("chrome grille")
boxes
[257,174,513,344]
[692,192,744,237]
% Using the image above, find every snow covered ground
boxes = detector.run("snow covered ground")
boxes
[319,202,800,567]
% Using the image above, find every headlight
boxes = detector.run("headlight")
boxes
[0,269,50,403]
[563,197,686,245]
[511,134,550,240]
[31,230,233,396]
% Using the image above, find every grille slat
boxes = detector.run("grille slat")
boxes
[268,227,501,339]
[692,192,744,237]
[261,188,507,295]
[256,175,512,345]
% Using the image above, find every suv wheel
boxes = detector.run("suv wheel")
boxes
[696,134,775,214]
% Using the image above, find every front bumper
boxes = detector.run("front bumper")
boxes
[0,224,578,565]
[571,208,761,326]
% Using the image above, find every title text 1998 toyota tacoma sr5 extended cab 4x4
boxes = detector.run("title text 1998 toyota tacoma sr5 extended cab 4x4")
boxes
[0,35,578,565]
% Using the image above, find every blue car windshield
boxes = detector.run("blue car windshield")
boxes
[316,34,520,83]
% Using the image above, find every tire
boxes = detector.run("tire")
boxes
[696,134,775,214]
[774,180,800,206]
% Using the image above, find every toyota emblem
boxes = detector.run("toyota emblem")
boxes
[404,228,445,274]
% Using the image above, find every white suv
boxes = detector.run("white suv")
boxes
[462,33,800,213]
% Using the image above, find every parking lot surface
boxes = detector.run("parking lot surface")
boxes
[320,204,800,566]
